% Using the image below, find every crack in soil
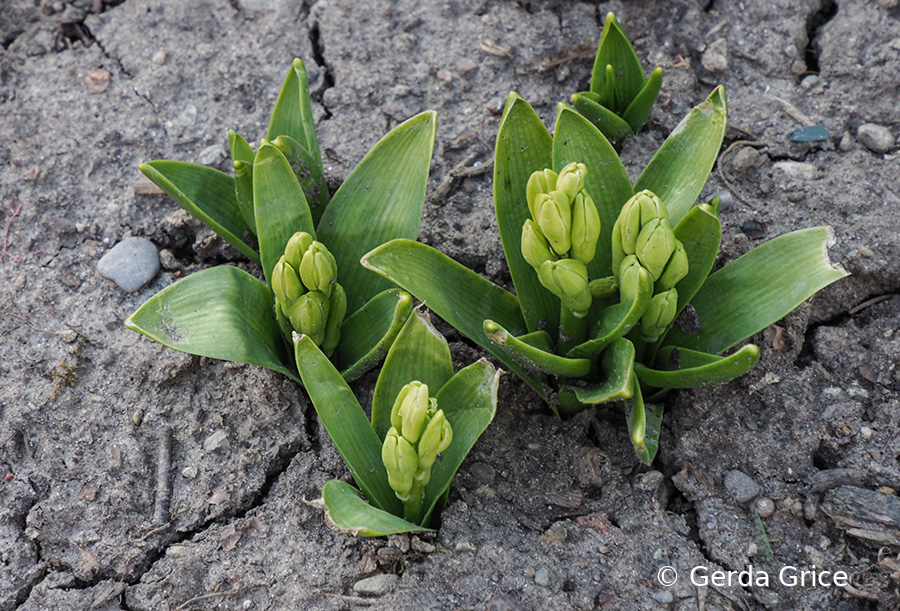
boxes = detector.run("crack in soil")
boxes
[308,19,334,120]
[803,0,838,76]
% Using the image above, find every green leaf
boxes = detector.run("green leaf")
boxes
[552,105,634,279]
[484,320,591,378]
[294,335,401,516]
[228,130,255,164]
[335,289,414,382]
[634,86,728,225]
[371,310,454,440]
[253,142,316,288]
[563,337,635,414]
[625,373,663,465]
[362,240,548,400]
[320,480,429,536]
[229,131,257,232]
[139,161,258,262]
[422,359,499,524]
[267,58,322,171]
[517,330,555,352]
[273,135,330,226]
[664,227,849,354]
[636,344,760,390]
[492,93,558,336]
[591,13,646,112]
[125,266,296,381]
[317,111,437,314]
[622,67,662,134]
[670,201,722,313]
[569,93,633,143]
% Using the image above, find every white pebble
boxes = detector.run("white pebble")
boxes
[97,238,160,292]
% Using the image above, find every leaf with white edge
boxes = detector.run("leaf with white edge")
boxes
[317,112,437,314]
[552,105,634,279]
[336,289,414,383]
[320,480,428,537]
[294,335,401,516]
[562,337,635,415]
[267,58,322,171]
[139,161,258,262]
[493,93,558,336]
[664,227,849,355]
[634,86,728,225]
[484,320,591,378]
[125,266,296,381]
[421,359,499,525]
[253,142,316,288]
[371,310,454,440]
[636,344,760,390]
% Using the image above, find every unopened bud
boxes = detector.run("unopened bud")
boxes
[612,190,668,276]
[417,409,453,473]
[656,240,689,291]
[287,290,330,345]
[570,192,601,264]
[526,169,558,217]
[589,276,618,298]
[284,231,314,270]
[640,288,678,342]
[299,241,338,298]
[382,428,418,500]
[391,381,430,444]
[618,255,651,303]
[555,162,587,201]
[521,219,556,271]
[635,218,677,281]
[538,190,573,255]
[538,258,592,314]
[320,283,347,357]
[272,256,305,305]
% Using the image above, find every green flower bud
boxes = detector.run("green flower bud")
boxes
[555,162,587,201]
[299,241,338,298]
[538,258,592,314]
[526,168,558,217]
[272,256,305,306]
[284,231,314,270]
[655,240,689,291]
[320,283,347,357]
[416,409,453,473]
[589,276,618,298]
[612,190,668,277]
[521,219,556,271]
[635,218,677,281]
[382,427,418,500]
[287,290,330,345]
[391,381,430,444]
[618,255,651,303]
[538,190,573,255]
[640,288,678,342]
[570,192,601,264]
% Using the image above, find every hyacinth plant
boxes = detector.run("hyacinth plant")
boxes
[300,309,497,535]
[126,59,437,382]
[364,87,848,464]
[570,12,663,143]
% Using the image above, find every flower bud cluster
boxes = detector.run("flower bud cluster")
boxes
[521,162,601,315]
[272,232,347,356]
[610,190,689,341]
[381,382,453,502]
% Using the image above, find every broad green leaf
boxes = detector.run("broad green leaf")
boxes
[320,480,428,536]
[125,266,296,381]
[233,160,256,233]
[273,135,330,226]
[422,359,499,524]
[634,86,728,225]
[636,344,760,390]
[568,267,652,359]
[267,58,322,171]
[517,330,555,352]
[670,201,722,313]
[622,67,662,134]
[591,13,646,112]
[484,320,591,378]
[362,240,547,400]
[371,310,454,440]
[228,130,255,164]
[664,227,849,354]
[570,93,633,143]
[139,161,258,262]
[317,112,437,313]
[335,289,414,382]
[563,337,635,414]
[493,93,558,335]
[625,373,663,465]
[552,105,634,279]
[253,142,316,288]
[294,335,401,516]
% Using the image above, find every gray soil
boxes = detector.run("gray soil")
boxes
[1,0,899,609]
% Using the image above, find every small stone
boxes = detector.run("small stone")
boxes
[182,466,198,479]
[773,160,817,180]
[158,249,180,270]
[839,132,855,152]
[534,567,550,587]
[800,75,821,90]
[650,589,674,604]
[84,68,111,94]
[455,541,476,553]
[469,462,495,484]
[388,534,410,553]
[857,123,895,154]
[143,116,159,129]
[731,148,765,173]
[486,97,504,116]
[410,536,435,553]
[60,328,78,343]
[152,50,167,65]
[353,574,398,596]
[197,144,225,166]
[860,426,874,440]
[97,238,160,292]
[436,69,453,87]
[858,246,874,258]
[724,470,762,502]
[132,410,143,426]
[788,125,830,143]
[756,497,776,518]
[701,38,728,73]
[177,104,198,127]
[203,430,229,452]
[456,58,479,78]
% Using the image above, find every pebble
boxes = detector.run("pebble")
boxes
[436,69,453,87]
[650,589,674,604]
[724,470,762,502]
[839,132,855,152]
[97,238,160,292]
[456,58,479,78]
[203,430,229,452]
[177,104,198,127]
[84,68,111,94]
[534,567,550,587]
[181,466,198,479]
[486,97,504,116]
[756,497,776,518]
[352,574,398,596]
[773,160,817,180]
[701,38,728,73]
[197,144,225,166]
[731,148,765,173]
[151,50,167,65]
[158,249,180,270]
[857,123,895,154]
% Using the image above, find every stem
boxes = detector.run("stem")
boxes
[558,306,588,356]
[403,480,426,525]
